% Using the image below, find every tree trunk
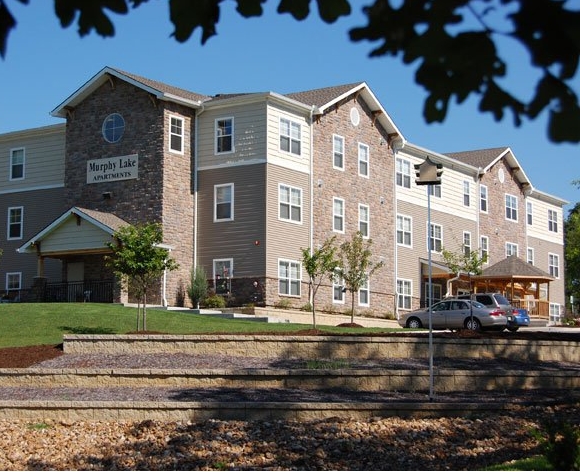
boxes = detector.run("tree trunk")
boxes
[136,300,141,331]
[143,292,147,331]
[351,292,355,324]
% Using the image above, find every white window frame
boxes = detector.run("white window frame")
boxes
[332,134,344,170]
[279,184,302,224]
[7,206,23,240]
[506,242,519,257]
[213,258,233,280]
[396,214,412,247]
[548,209,558,233]
[397,279,412,310]
[463,180,470,207]
[463,231,471,257]
[6,272,21,291]
[428,184,441,198]
[333,197,345,233]
[10,148,25,181]
[359,277,369,306]
[215,117,234,154]
[527,201,533,225]
[278,259,301,297]
[549,253,560,278]
[358,143,369,178]
[549,303,562,323]
[214,183,234,222]
[480,236,489,263]
[358,204,369,238]
[527,247,535,265]
[279,117,301,156]
[169,115,184,154]
[505,194,518,221]
[332,269,345,304]
[396,158,411,188]
[480,185,488,213]
[428,222,443,253]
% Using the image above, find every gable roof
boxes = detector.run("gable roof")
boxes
[476,255,554,281]
[18,207,129,254]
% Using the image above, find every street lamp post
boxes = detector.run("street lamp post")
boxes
[415,156,443,402]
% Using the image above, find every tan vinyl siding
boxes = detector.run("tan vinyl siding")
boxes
[41,218,114,253]
[527,196,564,244]
[265,164,310,279]
[197,101,268,169]
[528,235,565,306]
[197,164,267,277]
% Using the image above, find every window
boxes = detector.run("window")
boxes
[279,184,302,223]
[169,116,184,153]
[332,269,345,303]
[480,236,489,262]
[396,215,412,247]
[425,283,442,306]
[6,272,21,292]
[214,184,234,221]
[480,185,488,212]
[215,117,234,154]
[7,207,23,240]
[396,158,411,188]
[358,143,369,177]
[527,201,533,225]
[527,247,534,265]
[548,209,558,232]
[359,277,369,306]
[549,303,562,323]
[279,259,301,296]
[506,242,519,257]
[279,118,301,156]
[463,181,470,206]
[10,148,24,180]
[428,184,441,198]
[213,259,233,294]
[333,135,344,170]
[549,253,560,278]
[428,223,442,253]
[505,194,518,221]
[333,198,345,233]
[359,204,369,238]
[102,113,125,143]
[397,279,412,310]
[463,231,471,257]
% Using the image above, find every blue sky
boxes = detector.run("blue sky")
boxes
[1,0,578,213]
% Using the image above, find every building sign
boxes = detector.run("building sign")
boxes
[87,154,138,184]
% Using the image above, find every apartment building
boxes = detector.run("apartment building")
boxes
[0,66,567,320]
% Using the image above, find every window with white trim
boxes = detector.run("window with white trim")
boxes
[213,258,233,294]
[428,223,442,253]
[332,269,345,303]
[359,204,369,238]
[279,184,302,223]
[526,201,533,225]
[279,118,301,156]
[428,184,441,198]
[505,194,518,221]
[169,116,184,153]
[214,184,234,221]
[396,158,411,188]
[480,236,489,262]
[6,272,21,292]
[359,277,369,306]
[333,197,345,233]
[463,181,470,206]
[7,206,23,240]
[278,259,301,296]
[463,231,471,257]
[333,135,344,170]
[397,279,412,310]
[396,215,412,247]
[548,209,558,233]
[527,247,534,265]
[549,303,562,323]
[10,148,24,180]
[549,253,559,278]
[480,185,488,212]
[506,242,519,257]
[358,143,369,177]
[215,117,234,154]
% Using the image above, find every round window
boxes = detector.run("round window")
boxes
[498,168,505,184]
[350,107,360,126]
[102,113,125,143]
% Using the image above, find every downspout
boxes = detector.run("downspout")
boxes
[193,102,206,272]
[309,105,315,305]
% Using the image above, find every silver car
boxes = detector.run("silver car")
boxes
[398,299,509,331]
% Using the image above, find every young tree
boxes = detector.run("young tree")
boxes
[301,236,338,329]
[337,231,384,323]
[106,223,178,331]
[187,265,208,310]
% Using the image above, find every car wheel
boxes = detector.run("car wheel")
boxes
[507,326,519,332]
[407,318,423,329]
[464,317,481,331]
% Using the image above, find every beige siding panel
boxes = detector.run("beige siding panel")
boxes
[197,102,268,169]
[41,218,113,253]
[527,196,564,244]
[265,165,310,279]
[197,164,267,277]
[0,125,65,192]
[528,235,566,306]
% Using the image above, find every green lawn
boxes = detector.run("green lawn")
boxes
[0,303,395,348]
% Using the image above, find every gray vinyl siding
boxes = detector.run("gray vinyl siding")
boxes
[265,164,310,279]
[197,164,267,277]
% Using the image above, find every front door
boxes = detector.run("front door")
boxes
[67,262,84,302]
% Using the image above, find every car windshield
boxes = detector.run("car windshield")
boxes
[471,301,485,308]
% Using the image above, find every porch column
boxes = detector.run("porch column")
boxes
[37,255,45,278]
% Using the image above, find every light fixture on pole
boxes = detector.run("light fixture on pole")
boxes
[414,156,443,402]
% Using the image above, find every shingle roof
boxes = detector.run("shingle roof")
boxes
[445,147,509,169]
[479,255,553,280]
[285,82,364,108]
[75,207,129,233]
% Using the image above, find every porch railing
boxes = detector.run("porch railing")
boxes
[43,280,114,303]
[511,299,550,319]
